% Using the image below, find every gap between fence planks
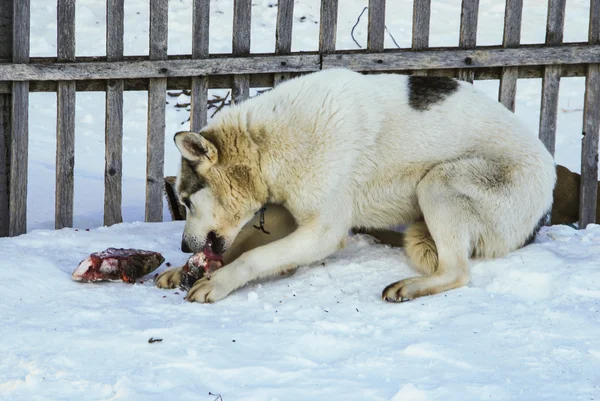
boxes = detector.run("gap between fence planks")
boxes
[104,0,124,226]
[273,0,294,86]
[498,0,523,112]
[56,0,76,230]
[10,0,29,236]
[146,0,168,223]
[579,0,600,228]
[190,0,210,131]
[232,0,251,103]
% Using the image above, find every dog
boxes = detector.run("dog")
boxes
[155,68,556,303]
[164,162,596,264]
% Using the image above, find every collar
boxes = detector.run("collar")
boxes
[253,205,270,234]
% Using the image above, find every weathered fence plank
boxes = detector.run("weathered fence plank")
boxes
[412,0,431,76]
[104,0,124,226]
[321,44,599,70]
[3,44,598,82]
[368,0,385,52]
[0,55,320,81]
[412,0,430,49]
[579,0,600,227]
[190,0,210,131]
[232,0,251,103]
[319,0,338,53]
[498,0,522,112]
[273,0,294,86]
[0,64,593,94]
[0,0,12,236]
[56,0,76,229]
[538,0,566,156]
[458,0,480,83]
[10,0,30,236]
[146,0,168,223]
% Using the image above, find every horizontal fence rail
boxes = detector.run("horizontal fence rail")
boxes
[0,0,598,236]
[0,44,599,82]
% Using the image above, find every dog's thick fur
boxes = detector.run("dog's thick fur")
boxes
[157,69,556,303]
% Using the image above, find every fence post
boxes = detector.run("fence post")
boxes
[538,0,566,156]
[56,0,76,229]
[458,0,480,83]
[190,0,210,130]
[145,0,168,223]
[232,0,252,103]
[579,0,600,228]
[412,0,430,76]
[499,0,523,112]
[273,0,294,86]
[9,0,30,236]
[0,0,12,237]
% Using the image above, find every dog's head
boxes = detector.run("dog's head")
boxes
[173,130,267,255]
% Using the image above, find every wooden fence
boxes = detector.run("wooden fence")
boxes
[0,0,598,237]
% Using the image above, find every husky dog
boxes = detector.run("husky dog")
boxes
[156,69,556,303]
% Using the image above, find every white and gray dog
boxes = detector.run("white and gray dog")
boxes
[156,68,556,304]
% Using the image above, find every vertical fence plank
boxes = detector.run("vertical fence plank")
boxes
[367,0,385,52]
[412,0,431,76]
[319,0,338,53]
[273,0,294,86]
[146,0,168,222]
[458,0,480,83]
[190,0,210,131]
[538,0,566,156]
[579,0,600,227]
[499,0,522,112]
[104,0,124,226]
[0,0,12,237]
[9,0,30,236]
[232,0,251,103]
[56,0,76,229]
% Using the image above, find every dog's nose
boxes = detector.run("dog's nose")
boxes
[181,240,192,253]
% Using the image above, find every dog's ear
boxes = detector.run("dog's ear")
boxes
[174,131,218,168]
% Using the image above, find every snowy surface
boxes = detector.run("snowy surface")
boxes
[2,0,599,400]
[1,223,600,400]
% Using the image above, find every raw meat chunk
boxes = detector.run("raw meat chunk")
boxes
[72,248,165,283]
[179,246,224,290]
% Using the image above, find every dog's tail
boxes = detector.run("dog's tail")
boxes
[405,221,438,275]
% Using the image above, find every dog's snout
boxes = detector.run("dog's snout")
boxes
[181,239,192,253]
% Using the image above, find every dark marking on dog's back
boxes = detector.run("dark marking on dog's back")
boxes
[408,76,459,111]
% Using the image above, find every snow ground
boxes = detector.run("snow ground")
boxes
[1,0,599,400]
[1,223,599,400]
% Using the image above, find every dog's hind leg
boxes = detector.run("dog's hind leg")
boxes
[382,161,484,302]
[404,221,438,275]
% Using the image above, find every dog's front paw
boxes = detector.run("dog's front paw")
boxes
[155,267,183,289]
[185,270,233,303]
